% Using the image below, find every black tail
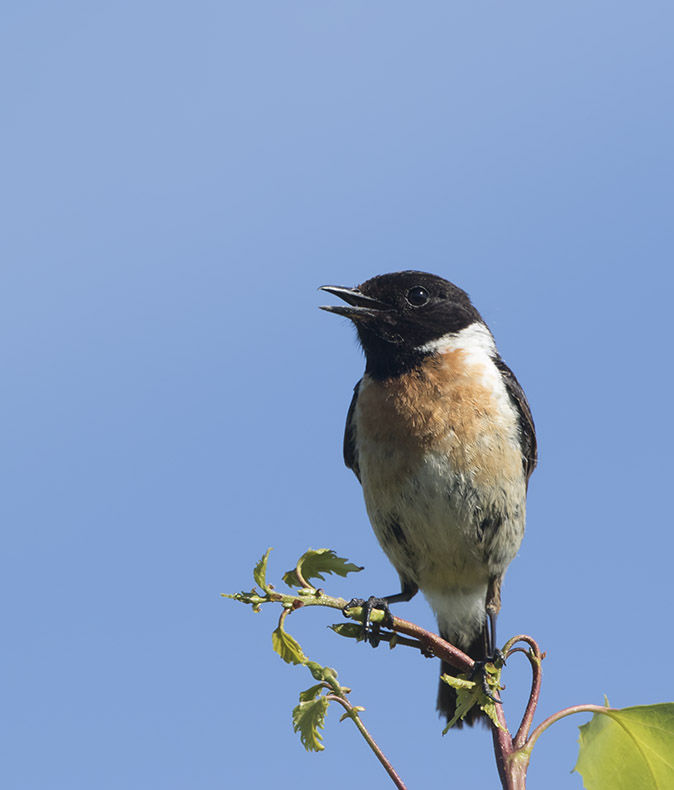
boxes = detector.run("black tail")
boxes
[436,626,489,727]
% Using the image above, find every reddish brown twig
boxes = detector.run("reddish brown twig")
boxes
[325,694,408,790]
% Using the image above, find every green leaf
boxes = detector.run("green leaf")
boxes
[253,548,272,593]
[300,549,363,582]
[440,674,478,733]
[440,664,506,733]
[299,683,326,702]
[271,626,306,665]
[329,623,366,641]
[480,662,506,731]
[283,549,363,588]
[440,673,476,691]
[574,703,674,789]
[481,696,504,731]
[281,569,302,588]
[292,696,330,752]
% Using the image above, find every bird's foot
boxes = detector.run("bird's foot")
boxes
[486,648,506,667]
[469,650,505,704]
[343,596,394,647]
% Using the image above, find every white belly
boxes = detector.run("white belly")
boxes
[359,440,526,641]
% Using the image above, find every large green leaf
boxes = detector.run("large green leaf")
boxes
[575,703,674,789]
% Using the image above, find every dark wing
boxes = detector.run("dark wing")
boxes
[494,359,537,485]
[343,379,362,483]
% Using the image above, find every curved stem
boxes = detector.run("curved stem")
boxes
[294,565,312,590]
[521,704,611,757]
[507,637,543,749]
[325,694,407,790]
[503,634,542,663]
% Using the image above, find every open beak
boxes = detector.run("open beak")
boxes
[318,285,390,319]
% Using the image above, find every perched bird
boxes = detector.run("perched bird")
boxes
[319,271,536,725]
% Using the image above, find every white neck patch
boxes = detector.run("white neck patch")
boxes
[417,322,497,360]
[417,322,516,426]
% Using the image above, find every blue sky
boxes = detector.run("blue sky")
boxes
[2,3,673,788]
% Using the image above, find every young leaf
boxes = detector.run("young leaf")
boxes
[574,703,674,789]
[440,674,478,733]
[440,674,476,691]
[329,623,366,641]
[283,549,363,588]
[299,683,326,702]
[440,668,506,733]
[253,548,273,593]
[481,697,504,731]
[281,568,302,588]
[479,662,506,731]
[292,696,330,752]
[272,626,307,665]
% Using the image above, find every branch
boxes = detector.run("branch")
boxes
[225,549,550,789]
[521,703,613,757]
[325,694,408,790]
[387,614,473,673]
[504,635,544,749]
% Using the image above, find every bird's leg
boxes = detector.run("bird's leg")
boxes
[469,576,506,703]
[343,580,418,647]
[485,575,506,663]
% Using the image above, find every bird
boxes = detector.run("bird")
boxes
[319,271,536,726]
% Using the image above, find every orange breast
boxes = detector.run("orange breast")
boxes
[356,350,522,487]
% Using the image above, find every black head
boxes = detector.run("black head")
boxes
[320,271,486,379]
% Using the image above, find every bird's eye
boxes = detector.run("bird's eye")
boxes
[406,286,430,306]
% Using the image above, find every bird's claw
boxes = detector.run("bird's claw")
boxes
[469,651,505,705]
[489,648,506,666]
[343,596,393,647]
